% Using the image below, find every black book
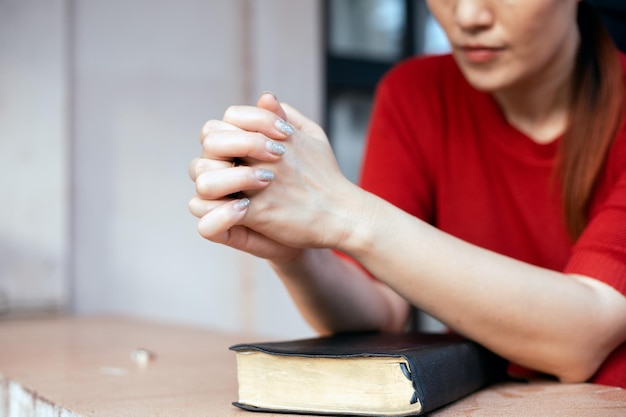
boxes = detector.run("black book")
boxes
[230,332,506,416]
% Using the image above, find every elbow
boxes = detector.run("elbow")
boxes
[551,347,605,384]
[555,365,596,384]
[551,275,626,383]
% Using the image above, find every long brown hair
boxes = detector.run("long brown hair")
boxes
[559,1,624,240]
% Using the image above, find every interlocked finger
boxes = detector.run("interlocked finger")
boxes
[188,196,231,218]
[189,157,233,181]
[199,119,240,143]
[201,129,286,162]
[197,199,250,243]
[195,166,275,200]
[223,105,295,140]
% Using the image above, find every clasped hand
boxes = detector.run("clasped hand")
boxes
[188,93,360,262]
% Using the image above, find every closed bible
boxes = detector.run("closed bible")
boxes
[230,332,506,416]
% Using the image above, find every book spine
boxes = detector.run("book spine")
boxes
[407,343,503,413]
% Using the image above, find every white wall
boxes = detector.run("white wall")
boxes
[0,0,69,313]
[1,0,321,339]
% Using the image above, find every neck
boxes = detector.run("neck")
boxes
[493,36,579,144]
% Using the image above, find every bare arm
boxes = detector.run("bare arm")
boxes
[337,190,626,382]
[269,248,410,335]
[191,95,626,383]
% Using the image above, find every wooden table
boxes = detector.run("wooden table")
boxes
[0,316,624,416]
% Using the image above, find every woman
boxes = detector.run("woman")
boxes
[189,0,626,386]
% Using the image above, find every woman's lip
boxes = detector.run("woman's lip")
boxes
[459,46,504,63]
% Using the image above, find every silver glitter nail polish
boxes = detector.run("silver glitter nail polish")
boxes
[266,140,286,156]
[233,198,251,211]
[275,119,295,136]
[255,169,275,182]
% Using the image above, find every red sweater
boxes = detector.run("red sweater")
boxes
[359,54,626,387]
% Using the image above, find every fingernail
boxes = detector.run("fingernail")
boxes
[233,198,250,211]
[255,169,275,182]
[275,119,294,136]
[260,90,277,100]
[266,140,286,156]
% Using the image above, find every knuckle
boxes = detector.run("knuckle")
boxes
[197,211,232,243]
[197,223,216,241]
[195,185,213,199]
[195,174,214,197]
[223,105,243,122]
[188,197,204,217]
[188,158,200,180]
[200,119,221,140]
[193,159,211,177]
[189,197,218,218]
[188,198,198,215]
[200,130,221,154]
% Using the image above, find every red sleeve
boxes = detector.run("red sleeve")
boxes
[565,169,626,295]
[336,56,450,274]
[359,57,449,224]
[564,67,626,297]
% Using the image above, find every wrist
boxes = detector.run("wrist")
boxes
[332,185,379,258]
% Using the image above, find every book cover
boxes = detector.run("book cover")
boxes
[230,332,507,416]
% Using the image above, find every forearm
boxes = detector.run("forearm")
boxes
[191,97,624,381]
[340,193,626,382]
[269,248,410,335]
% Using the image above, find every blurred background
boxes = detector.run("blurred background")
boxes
[0,0,450,338]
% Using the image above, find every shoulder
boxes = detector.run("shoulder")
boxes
[587,52,626,212]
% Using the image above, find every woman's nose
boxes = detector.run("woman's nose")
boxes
[454,0,494,32]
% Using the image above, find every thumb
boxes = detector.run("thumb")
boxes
[256,91,287,120]
[281,102,327,139]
